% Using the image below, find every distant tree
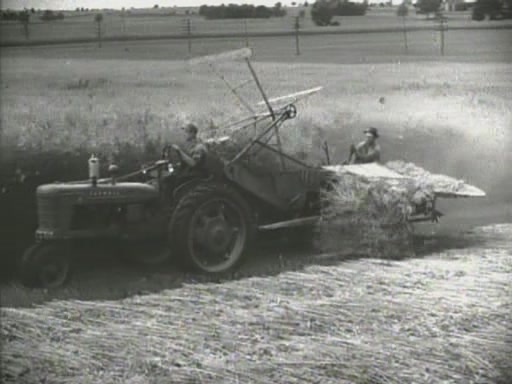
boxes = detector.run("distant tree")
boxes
[304,0,309,6]
[273,2,287,16]
[153,4,159,8]
[416,0,442,18]
[30,8,35,13]
[40,9,64,21]
[334,1,368,16]
[199,4,277,19]
[255,5,273,17]
[311,0,336,26]
[397,2,409,16]
[472,0,506,20]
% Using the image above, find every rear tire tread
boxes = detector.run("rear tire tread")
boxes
[168,182,255,274]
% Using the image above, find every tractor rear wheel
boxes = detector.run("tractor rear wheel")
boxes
[19,242,71,288]
[169,183,255,275]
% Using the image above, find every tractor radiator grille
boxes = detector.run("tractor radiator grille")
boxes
[37,196,60,229]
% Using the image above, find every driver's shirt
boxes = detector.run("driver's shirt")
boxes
[183,137,208,168]
[354,140,381,164]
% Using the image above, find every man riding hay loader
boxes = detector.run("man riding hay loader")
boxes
[345,127,381,165]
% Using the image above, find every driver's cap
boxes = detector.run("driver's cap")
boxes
[183,123,198,134]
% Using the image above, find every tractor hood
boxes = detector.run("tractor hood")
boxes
[37,182,159,203]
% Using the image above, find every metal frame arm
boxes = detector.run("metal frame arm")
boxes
[254,140,312,169]
[227,112,289,166]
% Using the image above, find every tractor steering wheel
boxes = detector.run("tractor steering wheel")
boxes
[285,104,297,119]
[162,144,181,162]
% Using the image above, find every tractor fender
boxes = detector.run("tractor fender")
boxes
[172,177,210,204]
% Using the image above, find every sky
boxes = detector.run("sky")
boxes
[1,0,299,10]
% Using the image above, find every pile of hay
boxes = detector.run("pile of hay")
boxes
[316,160,478,258]
[386,160,468,195]
[2,224,511,384]
[315,171,420,259]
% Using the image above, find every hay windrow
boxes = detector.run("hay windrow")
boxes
[2,225,512,384]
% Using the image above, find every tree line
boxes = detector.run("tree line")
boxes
[311,0,368,26]
[1,9,65,21]
[198,2,287,19]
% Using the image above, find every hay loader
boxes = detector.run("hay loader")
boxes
[18,48,486,289]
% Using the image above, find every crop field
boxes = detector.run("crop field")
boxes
[1,19,512,384]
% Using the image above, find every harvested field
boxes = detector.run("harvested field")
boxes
[2,224,512,384]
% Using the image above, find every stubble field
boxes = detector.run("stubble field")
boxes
[1,26,512,384]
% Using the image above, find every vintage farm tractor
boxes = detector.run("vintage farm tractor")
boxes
[18,48,486,288]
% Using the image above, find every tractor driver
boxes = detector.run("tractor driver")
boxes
[346,127,381,164]
[171,123,208,174]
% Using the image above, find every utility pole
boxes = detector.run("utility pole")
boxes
[95,13,103,48]
[20,12,30,40]
[182,18,192,56]
[243,19,249,47]
[402,15,408,54]
[294,16,300,56]
[439,16,446,56]
[121,9,126,35]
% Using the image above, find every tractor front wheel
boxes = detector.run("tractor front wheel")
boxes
[19,242,72,288]
[169,183,255,275]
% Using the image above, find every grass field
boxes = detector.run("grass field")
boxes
[2,8,512,44]
[2,30,511,193]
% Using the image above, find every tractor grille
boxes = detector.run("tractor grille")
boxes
[37,195,60,229]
